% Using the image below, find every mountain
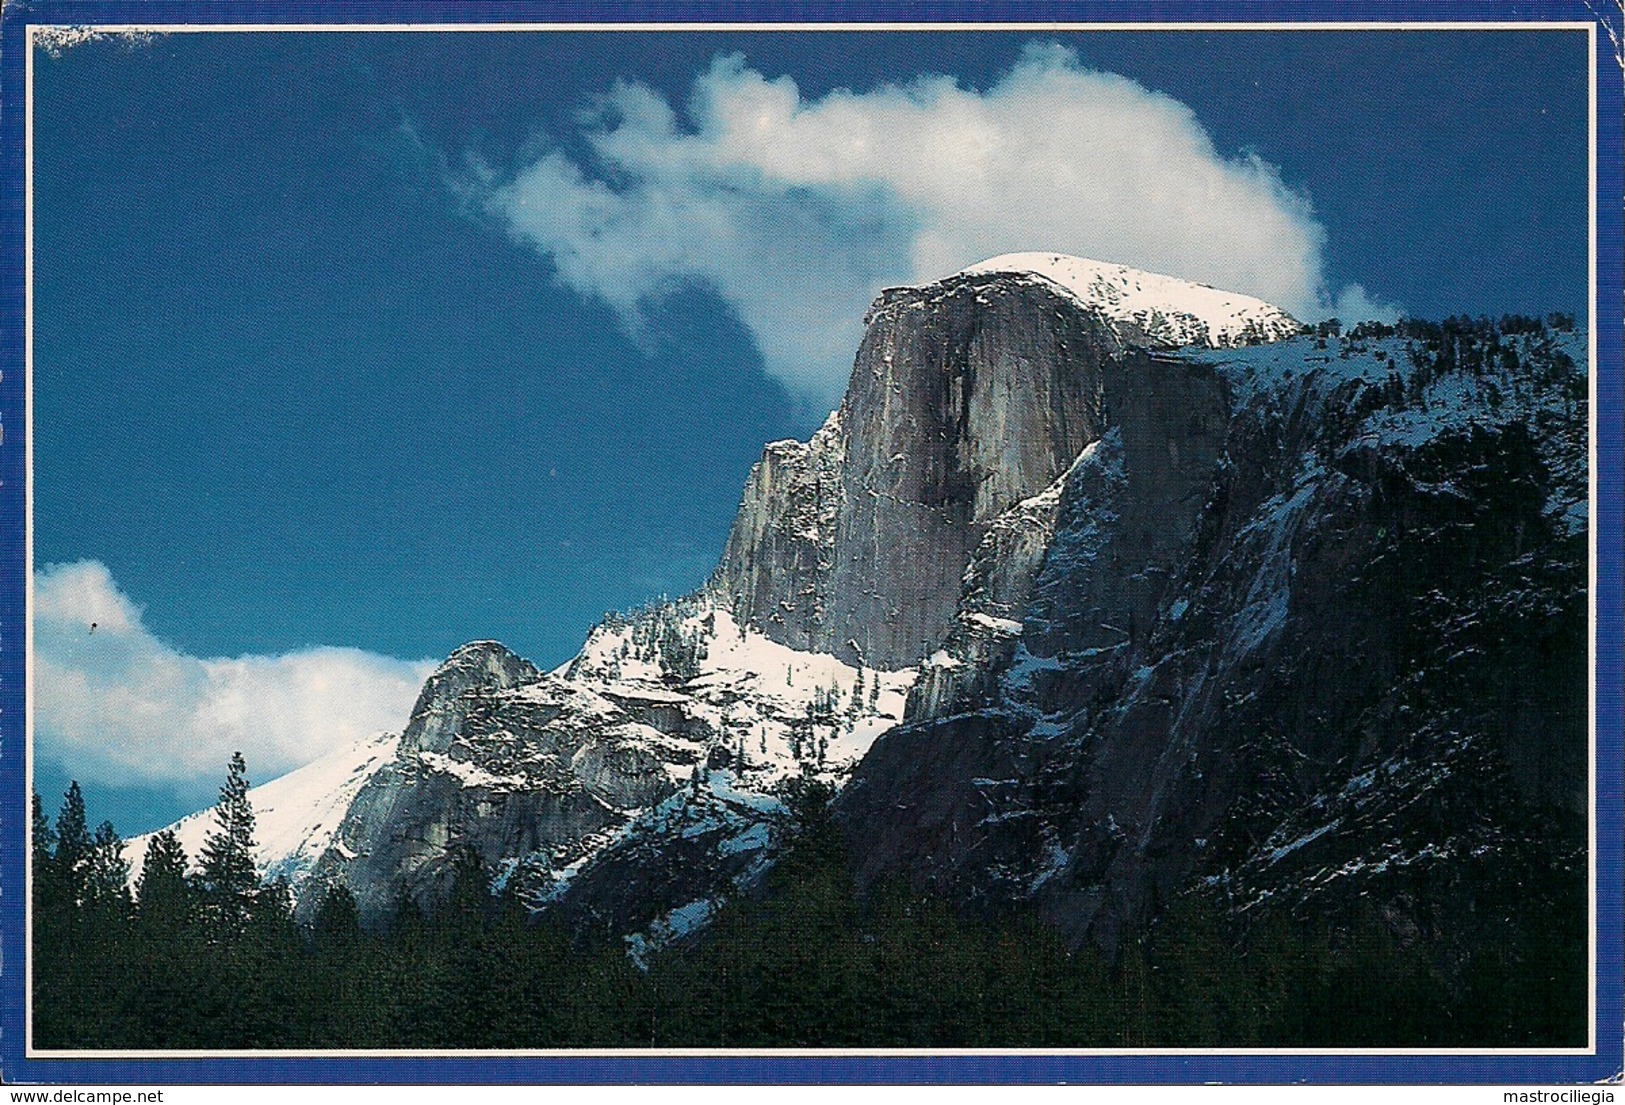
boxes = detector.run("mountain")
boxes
[132,255,1586,976]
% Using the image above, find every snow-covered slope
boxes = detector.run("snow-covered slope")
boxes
[564,598,914,789]
[958,252,1301,348]
[127,730,400,890]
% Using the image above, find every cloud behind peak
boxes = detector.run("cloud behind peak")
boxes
[482,44,1384,405]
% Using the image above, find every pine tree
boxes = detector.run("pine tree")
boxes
[54,782,92,909]
[32,792,55,867]
[31,790,65,1012]
[86,820,132,921]
[32,792,59,919]
[313,883,361,943]
[199,751,258,938]
[252,876,295,932]
[441,847,495,936]
[136,829,194,932]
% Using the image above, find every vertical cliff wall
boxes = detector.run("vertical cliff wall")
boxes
[713,272,1119,670]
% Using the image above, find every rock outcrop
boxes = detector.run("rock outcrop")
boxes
[295,600,915,932]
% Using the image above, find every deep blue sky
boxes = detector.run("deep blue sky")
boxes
[32,29,1590,828]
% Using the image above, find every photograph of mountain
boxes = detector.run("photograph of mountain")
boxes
[13,17,1611,1064]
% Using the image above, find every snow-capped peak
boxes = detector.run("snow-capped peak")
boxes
[956,252,1301,349]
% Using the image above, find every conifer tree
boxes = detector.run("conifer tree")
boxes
[313,883,362,943]
[87,820,132,917]
[136,828,194,932]
[31,791,64,998]
[441,846,495,936]
[32,792,58,920]
[199,751,258,937]
[32,792,55,866]
[54,782,92,910]
[253,876,295,932]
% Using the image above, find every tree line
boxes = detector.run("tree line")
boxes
[32,756,1585,1050]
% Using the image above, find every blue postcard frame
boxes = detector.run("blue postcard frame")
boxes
[0,0,1619,1085]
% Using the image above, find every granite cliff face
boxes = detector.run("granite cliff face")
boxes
[710,259,1286,671]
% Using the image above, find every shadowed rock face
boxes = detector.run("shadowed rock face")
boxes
[838,331,1589,955]
[714,273,1119,670]
[905,348,1230,721]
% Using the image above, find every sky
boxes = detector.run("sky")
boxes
[30,27,1591,833]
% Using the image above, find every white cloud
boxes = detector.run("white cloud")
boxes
[483,43,1379,405]
[34,560,435,790]
[1328,281,1403,326]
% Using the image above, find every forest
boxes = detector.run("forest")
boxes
[32,753,1585,1050]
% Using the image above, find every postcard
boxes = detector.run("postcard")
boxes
[1,1,1620,1087]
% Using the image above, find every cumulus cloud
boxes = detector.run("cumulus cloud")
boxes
[482,43,1381,405]
[34,560,435,790]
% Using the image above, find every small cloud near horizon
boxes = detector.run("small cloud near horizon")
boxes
[34,560,435,794]
[478,43,1398,406]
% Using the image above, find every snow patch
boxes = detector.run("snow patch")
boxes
[959,253,1300,348]
[1265,819,1341,865]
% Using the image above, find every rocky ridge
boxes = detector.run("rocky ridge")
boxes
[291,599,914,945]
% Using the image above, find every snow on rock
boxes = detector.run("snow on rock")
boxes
[566,596,916,791]
[273,592,917,929]
[958,253,1301,349]
[624,897,717,969]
